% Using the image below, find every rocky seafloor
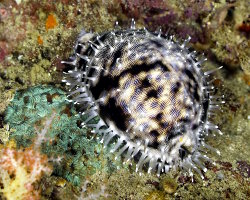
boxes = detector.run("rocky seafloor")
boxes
[0,0,249,199]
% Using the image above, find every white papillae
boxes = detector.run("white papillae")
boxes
[62,19,224,179]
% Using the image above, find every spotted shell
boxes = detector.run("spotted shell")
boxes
[62,20,223,178]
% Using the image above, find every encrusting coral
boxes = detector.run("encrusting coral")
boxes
[0,139,52,200]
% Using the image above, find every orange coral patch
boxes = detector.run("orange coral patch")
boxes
[45,14,57,31]
[37,35,43,45]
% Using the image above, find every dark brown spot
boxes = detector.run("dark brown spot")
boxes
[0,114,3,129]
[172,82,181,94]
[160,122,168,129]
[155,113,163,121]
[192,124,199,130]
[149,130,159,138]
[147,89,158,98]
[141,78,151,88]
[60,106,72,117]
[46,93,59,103]
[183,69,196,84]
[149,130,160,148]
[99,97,128,132]
[23,96,29,104]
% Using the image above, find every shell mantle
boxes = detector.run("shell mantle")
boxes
[62,21,223,178]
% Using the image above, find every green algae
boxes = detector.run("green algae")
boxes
[210,24,250,71]
[0,0,120,115]
[92,169,159,200]
[4,85,121,186]
[30,60,52,84]
[160,176,178,194]
[208,1,250,73]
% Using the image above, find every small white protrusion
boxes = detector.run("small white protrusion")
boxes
[119,33,124,42]
[157,28,162,37]
[61,59,77,66]
[114,21,119,29]
[90,44,99,53]
[188,50,197,59]
[131,18,136,29]
[147,167,152,174]
[96,35,105,47]
[195,57,207,68]
[108,44,114,52]
[202,85,214,90]
[144,27,150,36]
[204,66,223,76]
[76,53,90,62]
[180,36,191,49]
[165,27,170,37]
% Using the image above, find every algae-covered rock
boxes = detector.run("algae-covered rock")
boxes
[145,190,165,200]
[161,177,178,194]
[30,60,52,84]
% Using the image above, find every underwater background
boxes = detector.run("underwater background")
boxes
[0,0,249,199]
